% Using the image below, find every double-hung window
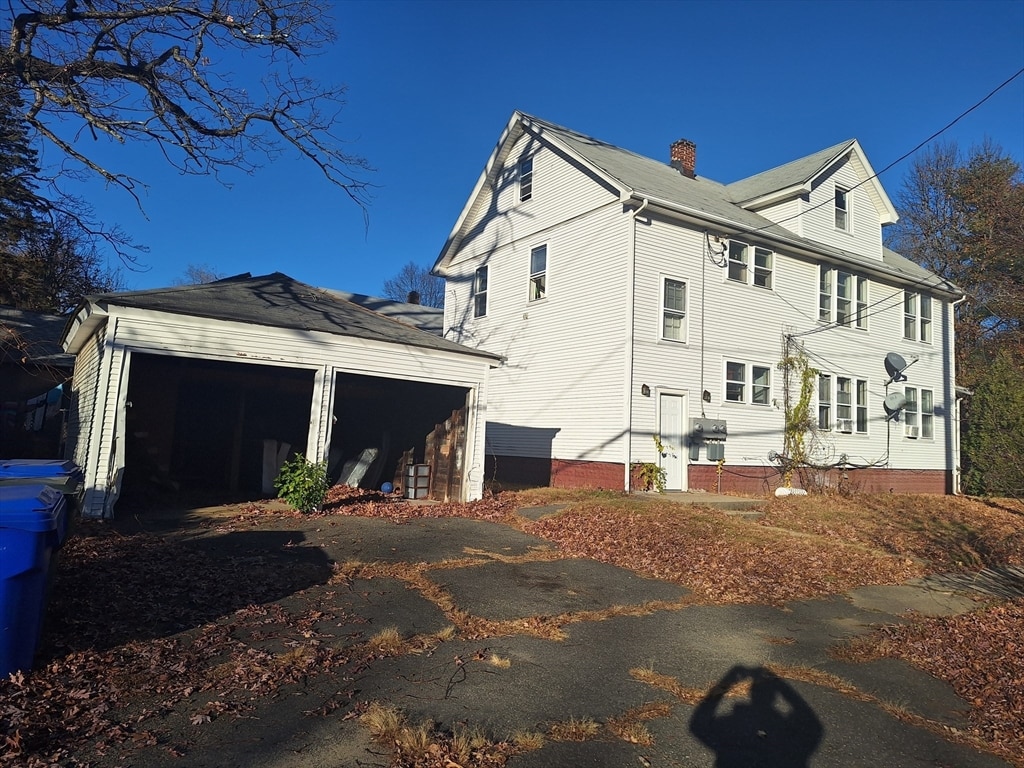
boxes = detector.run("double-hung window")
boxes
[473,265,488,318]
[661,278,687,341]
[835,186,850,231]
[836,377,853,423]
[818,373,832,429]
[518,156,533,202]
[856,380,868,433]
[529,245,547,301]
[820,265,866,328]
[728,241,748,283]
[903,291,932,343]
[728,240,773,289]
[725,361,771,405]
[903,387,934,438]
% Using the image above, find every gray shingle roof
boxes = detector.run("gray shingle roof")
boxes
[517,113,956,294]
[86,273,498,361]
[0,306,75,367]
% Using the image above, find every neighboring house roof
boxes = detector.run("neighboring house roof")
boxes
[63,273,500,361]
[0,306,75,368]
[435,112,955,295]
[323,290,443,335]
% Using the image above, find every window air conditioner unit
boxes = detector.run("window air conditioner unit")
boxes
[836,419,854,434]
[905,426,920,439]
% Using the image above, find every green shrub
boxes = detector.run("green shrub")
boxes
[274,454,329,513]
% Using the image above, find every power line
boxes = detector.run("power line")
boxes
[753,67,1024,234]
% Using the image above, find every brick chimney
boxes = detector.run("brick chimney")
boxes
[670,139,696,178]
[407,290,421,305]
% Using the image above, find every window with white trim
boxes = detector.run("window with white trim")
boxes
[903,291,932,342]
[819,265,867,328]
[837,377,852,422]
[903,386,934,438]
[518,156,533,202]
[473,265,488,318]
[728,240,773,289]
[728,241,747,283]
[725,361,771,405]
[529,245,547,301]
[856,379,868,433]
[835,186,850,231]
[661,278,687,341]
[818,373,832,429]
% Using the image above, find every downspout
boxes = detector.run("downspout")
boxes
[623,198,649,492]
[950,293,968,494]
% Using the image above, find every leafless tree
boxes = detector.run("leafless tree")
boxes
[2,0,372,210]
[382,261,444,308]
[174,262,225,284]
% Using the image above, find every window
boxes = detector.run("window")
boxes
[819,265,833,322]
[725,361,746,403]
[728,241,748,283]
[904,387,933,437]
[856,379,868,433]
[818,373,832,429]
[728,240,774,289]
[835,186,849,231]
[753,247,773,289]
[752,365,771,405]
[518,156,533,202]
[904,291,932,343]
[725,361,771,405]
[473,265,488,318]
[820,266,866,328]
[662,278,686,341]
[836,377,852,422]
[529,245,547,301]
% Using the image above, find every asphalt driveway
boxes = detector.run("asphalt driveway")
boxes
[57,501,1014,768]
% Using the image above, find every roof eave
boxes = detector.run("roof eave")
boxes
[736,182,811,209]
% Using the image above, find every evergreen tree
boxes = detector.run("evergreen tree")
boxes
[0,79,47,248]
[962,350,1024,496]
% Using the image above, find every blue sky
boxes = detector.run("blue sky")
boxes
[63,0,1024,295]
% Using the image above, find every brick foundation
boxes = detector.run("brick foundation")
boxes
[487,455,950,495]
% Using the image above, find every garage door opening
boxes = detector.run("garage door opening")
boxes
[122,354,314,507]
[330,373,470,498]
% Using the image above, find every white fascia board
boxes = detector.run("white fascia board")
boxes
[61,300,108,354]
[433,112,525,276]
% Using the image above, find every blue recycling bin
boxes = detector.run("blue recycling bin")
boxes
[0,484,69,676]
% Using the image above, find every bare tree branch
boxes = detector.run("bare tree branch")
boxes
[2,0,372,209]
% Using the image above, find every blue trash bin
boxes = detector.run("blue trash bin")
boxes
[0,484,68,677]
[0,460,84,511]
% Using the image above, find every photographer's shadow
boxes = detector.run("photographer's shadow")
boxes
[690,665,823,768]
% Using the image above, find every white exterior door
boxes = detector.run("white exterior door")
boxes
[658,392,687,491]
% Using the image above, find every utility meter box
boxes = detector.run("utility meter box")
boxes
[690,418,727,440]
[689,418,728,461]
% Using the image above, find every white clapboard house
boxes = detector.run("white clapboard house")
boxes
[433,112,962,495]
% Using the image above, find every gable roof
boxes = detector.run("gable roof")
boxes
[436,112,938,291]
[63,272,499,361]
[323,290,443,335]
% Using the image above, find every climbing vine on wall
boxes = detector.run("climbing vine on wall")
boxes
[777,337,818,486]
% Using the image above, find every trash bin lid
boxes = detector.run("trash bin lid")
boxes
[0,460,83,480]
[0,485,63,531]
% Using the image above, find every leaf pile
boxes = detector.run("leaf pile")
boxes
[524,500,922,604]
[839,600,1024,763]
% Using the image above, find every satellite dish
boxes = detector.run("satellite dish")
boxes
[883,392,908,421]
[884,352,908,384]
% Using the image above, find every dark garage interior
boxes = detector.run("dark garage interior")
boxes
[121,353,470,507]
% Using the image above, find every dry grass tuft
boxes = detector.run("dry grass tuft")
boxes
[359,701,404,742]
[606,702,672,745]
[367,627,406,655]
[548,716,601,741]
[629,666,707,705]
[512,730,545,750]
[487,653,511,668]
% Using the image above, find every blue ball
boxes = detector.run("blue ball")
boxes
[381,482,394,494]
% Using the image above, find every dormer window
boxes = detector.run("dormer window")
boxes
[835,186,850,231]
[518,156,533,202]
